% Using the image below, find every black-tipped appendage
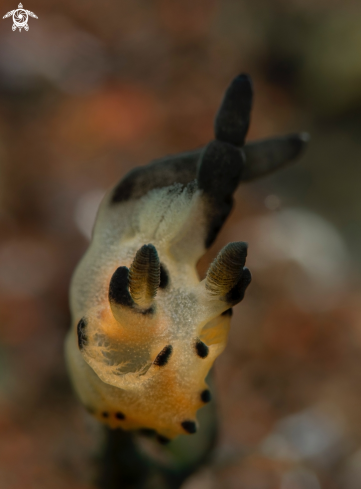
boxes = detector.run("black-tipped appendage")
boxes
[197,140,245,248]
[129,244,160,307]
[215,73,253,146]
[242,132,309,181]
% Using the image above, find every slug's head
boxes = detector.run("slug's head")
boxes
[76,240,251,439]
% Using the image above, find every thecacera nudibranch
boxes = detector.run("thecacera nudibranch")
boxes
[65,74,308,442]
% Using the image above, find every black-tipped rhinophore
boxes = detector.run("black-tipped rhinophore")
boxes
[206,242,248,297]
[215,74,253,146]
[129,244,160,309]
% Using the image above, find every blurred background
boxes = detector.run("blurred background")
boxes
[1,0,361,487]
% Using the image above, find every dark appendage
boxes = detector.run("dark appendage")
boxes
[214,74,253,146]
[197,141,244,199]
[129,244,160,306]
[197,140,245,248]
[110,71,307,212]
[206,242,248,296]
[109,266,134,307]
[242,132,309,181]
[110,132,307,206]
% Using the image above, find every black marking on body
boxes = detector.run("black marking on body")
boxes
[226,267,252,305]
[222,308,233,317]
[111,151,199,204]
[77,318,88,350]
[156,435,171,445]
[195,340,209,359]
[109,266,134,307]
[154,345,173,367]
[201,389,212,403]
[159,263,169,289]
[139,428,156,437]
[115,411,125,420]
[102,411,109,418]
[181,420,197,434]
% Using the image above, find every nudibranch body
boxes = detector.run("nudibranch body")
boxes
[65,75,307,441]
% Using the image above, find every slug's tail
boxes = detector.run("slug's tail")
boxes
[109,73,308,259]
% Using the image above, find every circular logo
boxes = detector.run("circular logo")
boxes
[13,8,28,28]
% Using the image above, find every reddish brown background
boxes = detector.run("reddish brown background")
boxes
[1,1,361,488]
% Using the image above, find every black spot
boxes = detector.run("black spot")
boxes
[195,340,209,359]
[181,420,197,434]
[200,389,212,403]
[139,428,156,437]
[77,318,88,350]
[159,263,169,289]
[222,308,233,317]
[109,266,133,307]
[156,435,171,445]
[115,411,125,420]
[102,412,109,418]
[154,345,173,367]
